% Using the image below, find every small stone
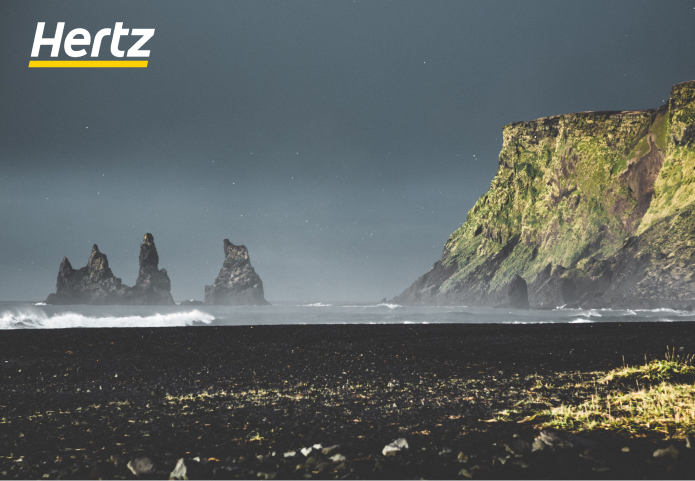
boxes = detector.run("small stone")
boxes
[459,465,480,478]
[284,451,296,458]
[531,438,545,452]
[457,451,468,462]
[439,446,452,456]
[622,446,630,453]
[127,457,155,476]
[653,445,679,459]
[257,472,277,480]
[506,439,530,454]
[169,458,187,480]
[382,438,409,456]
[321,445,340,455]
[686,436,692,449]
[329,454,346,463]
[300,447,312,457]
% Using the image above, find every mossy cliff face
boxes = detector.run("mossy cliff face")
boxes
[394,80,695,308]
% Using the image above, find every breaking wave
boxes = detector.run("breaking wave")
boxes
[377,303,401,310]
[0,309,214,330]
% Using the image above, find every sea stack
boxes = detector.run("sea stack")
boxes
[204,239,269,305]
[127,233,175,305]
[44,244,128,305]
[44,234,175,305]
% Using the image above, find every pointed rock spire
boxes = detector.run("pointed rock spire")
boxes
[45,234,174,305]
[205,239,269,305]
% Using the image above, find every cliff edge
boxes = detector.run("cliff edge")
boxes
[393,81,695,309]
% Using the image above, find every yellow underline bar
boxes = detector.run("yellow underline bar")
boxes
[29,60,148,68]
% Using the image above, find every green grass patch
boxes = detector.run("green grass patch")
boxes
[601,351,695,385]
[652,111,669,152]
[526,348,695,438]
[533,383,695,438]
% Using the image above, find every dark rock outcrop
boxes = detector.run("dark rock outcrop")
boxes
[127,233,175,305]
[493,274,529,309]
[204,240,269,305]
[45,245,128,305]
[44,234,174,305]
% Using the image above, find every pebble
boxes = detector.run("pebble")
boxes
[169,458,187,480]
[127,457,155,476]
[383,437,409,456]
[257,471,277,479]
[321,444,340,455]
[653,445,679,459]
[459,465,480,478]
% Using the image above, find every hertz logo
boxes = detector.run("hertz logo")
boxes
[29,22,154,68]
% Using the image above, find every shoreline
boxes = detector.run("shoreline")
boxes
[3,322,695,478]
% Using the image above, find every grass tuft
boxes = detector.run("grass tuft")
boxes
[602,347,695,385]
[528,348,695,438]
[534,383,695,438]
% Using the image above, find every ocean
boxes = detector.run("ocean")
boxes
[1,301,693,329]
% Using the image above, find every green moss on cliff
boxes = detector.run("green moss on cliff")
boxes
[443,110,652,292]
[639,82,695,234]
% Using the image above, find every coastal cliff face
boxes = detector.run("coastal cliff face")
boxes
[394,80,695,309]
[44,234,174,305]
[204,240,269,305]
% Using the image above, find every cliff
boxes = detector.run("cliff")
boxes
[204,239,269,305]
[44,233,175,305]
[393,80,695,309]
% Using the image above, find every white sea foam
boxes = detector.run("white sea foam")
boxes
[305,303,332,307]
[0,308,214,330]
[570,319,594,323]
[34,302,46,306]
[377,303,401,310]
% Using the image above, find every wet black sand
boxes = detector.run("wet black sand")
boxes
[2,322,695,479]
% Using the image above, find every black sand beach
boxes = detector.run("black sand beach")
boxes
[2,322,695,479]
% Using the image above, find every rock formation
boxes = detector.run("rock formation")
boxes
[393,80,695,309]
[127,233,175,305]
[44,233,174,305]
[204,239,269,305]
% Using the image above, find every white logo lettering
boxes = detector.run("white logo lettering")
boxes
[30,23,155,59]
[31,22,65,57]
[127,29,155,57]
[64,28,91,57]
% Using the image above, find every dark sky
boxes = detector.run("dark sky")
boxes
[2,1,695,302]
